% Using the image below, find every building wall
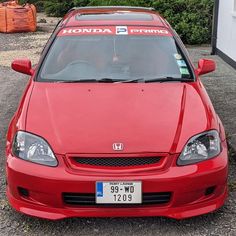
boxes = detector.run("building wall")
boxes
[217,0,236,62]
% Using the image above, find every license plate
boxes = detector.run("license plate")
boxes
[96,181,142,204]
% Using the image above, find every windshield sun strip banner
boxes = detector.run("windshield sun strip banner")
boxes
[58,26,172,37]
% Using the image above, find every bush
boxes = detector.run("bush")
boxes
[43,0,74,17]
[5,0,214,44]
[19,0,44,12]
[75,0,152,7]
[152,0,214,45]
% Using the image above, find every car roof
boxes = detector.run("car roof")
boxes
[62,6,170,28]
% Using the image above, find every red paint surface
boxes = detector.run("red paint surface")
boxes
[6,7,228,220]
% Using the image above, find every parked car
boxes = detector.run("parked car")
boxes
[6,6,228,220]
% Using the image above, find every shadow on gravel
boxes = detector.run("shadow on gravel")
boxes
[0,205,229,236]
[37,25,57,33]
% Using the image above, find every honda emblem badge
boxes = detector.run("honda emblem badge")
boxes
[113,143,124,151]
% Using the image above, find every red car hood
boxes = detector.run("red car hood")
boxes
[26,82,217,154]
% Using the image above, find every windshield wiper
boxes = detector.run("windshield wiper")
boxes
[52,77,192,83]
[119,78,145,83]
[57,78,125,83]
[96,78,125,83]
[97,78,150,83]
[144,77,193,83]
[112,77,192,83]
[55,79,98,83]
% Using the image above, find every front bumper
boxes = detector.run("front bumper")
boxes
[6,141,228,220]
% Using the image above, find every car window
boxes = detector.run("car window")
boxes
[39,29,192,82]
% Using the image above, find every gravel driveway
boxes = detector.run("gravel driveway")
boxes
[0,15,236,236]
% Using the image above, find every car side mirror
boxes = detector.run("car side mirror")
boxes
[197,59,216,76]
[11,59,34,76]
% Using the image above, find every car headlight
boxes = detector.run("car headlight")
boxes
[12,131,58,167]
[177,130,221,166]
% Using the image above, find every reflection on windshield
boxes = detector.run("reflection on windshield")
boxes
[40,35,191,82]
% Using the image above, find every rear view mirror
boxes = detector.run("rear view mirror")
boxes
[11,59,34,76]
[197,59,216,76]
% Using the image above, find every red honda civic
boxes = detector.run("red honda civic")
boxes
[6,6,228,220]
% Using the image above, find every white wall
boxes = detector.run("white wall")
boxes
[217,0,236,62]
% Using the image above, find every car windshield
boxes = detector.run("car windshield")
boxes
[39,30,192,82]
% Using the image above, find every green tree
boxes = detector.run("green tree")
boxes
[152,0,214,44]
[44,0,74,16]
[14,0,214,44]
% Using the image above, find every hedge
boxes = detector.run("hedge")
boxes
[18,0,214,44]
[152,0,214,44]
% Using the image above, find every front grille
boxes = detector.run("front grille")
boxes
[73,157,161,168]
[63,192,171,206]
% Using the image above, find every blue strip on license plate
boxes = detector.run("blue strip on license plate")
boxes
[96,182,104,197]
